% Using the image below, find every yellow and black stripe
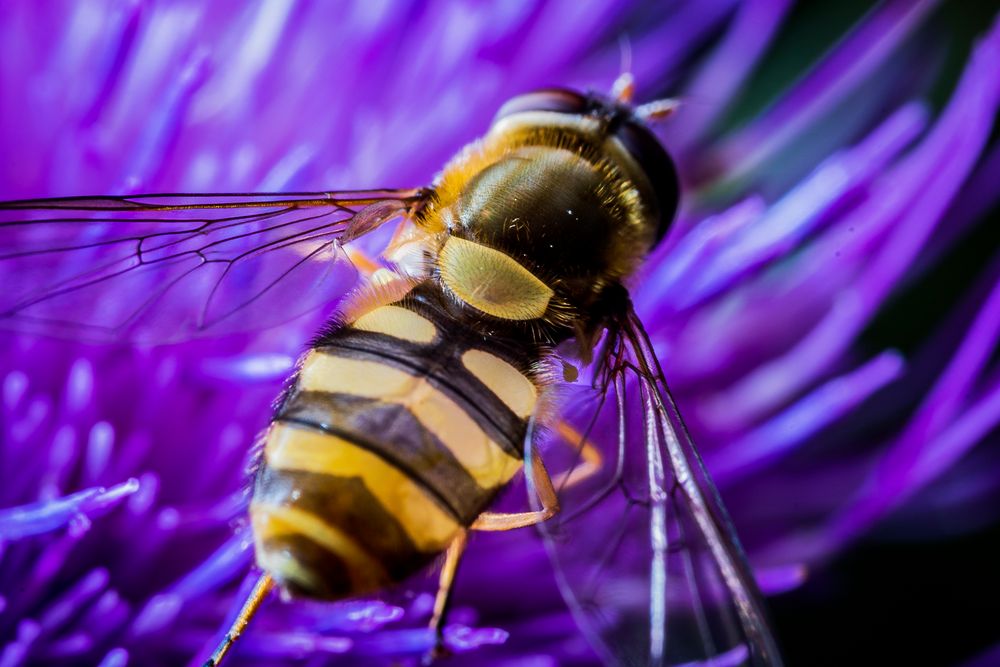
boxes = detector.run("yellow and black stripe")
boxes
[251,282,542,599]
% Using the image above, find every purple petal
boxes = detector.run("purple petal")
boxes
[713,0,939,181]
[0,478,138,540]
[707,351,904,485]
[706,16,1000,424]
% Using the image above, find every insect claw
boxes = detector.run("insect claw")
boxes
[422,636,453,665]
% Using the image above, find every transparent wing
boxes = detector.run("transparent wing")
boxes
[0,190,423,343]
[533,307,782,666]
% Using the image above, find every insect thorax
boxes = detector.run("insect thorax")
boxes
[417,117,660,344]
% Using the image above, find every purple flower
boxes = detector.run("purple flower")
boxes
[2,1,999,665]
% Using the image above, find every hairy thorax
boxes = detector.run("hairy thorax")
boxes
[416,118,660,345]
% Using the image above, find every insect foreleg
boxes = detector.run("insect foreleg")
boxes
[342,245,381,277]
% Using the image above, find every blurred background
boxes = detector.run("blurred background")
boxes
[1,1,999,665]
[743,3,1000,665]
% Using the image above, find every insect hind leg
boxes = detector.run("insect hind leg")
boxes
[203,573,273,667]
[551,419,604,491]
[471,446,559,531]
[425,445,558,661]
[425,529,469,663]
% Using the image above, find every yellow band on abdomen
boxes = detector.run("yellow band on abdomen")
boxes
[263,421,461,551]
[251,501,388,591]
[350,305,437,343]
[461,348,537,418]
[297,352,521,489]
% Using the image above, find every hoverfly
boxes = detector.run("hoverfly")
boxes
[0,75,782,667]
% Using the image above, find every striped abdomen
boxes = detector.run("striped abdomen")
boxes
[250,283,541,599]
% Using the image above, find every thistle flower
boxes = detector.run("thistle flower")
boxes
[2,2,999,665]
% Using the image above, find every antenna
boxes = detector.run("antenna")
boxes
[612,72,636,104]
[635,98,681,123]
[613,34,635,104]
[618,33,633,79]
[610,37,679,121]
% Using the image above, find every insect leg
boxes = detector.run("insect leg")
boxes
[471,447,559,531]
[342,245,380,277]
[426,529,469,660]
[551,420,604,490]
[203,573,274,667]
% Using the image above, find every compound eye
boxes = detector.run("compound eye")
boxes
[494,88,588,122]
[616,121,680,245]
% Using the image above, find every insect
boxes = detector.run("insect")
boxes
[0,76,782,666]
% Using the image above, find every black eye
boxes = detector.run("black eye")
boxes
[616,121,679,245]
[494,88,588,121]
